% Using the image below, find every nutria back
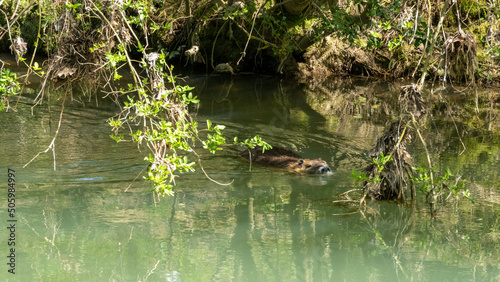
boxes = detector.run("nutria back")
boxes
[240,146,332,175]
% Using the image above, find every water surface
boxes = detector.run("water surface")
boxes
[0,73,498,281]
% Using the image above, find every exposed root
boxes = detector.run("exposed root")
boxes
[399,84,426,117]
[362,83,429,202]
[441,29,477,84]
[363,120,413,202]
[298,36,389,80]
[45,2,128,85]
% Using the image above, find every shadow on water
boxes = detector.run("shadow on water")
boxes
[0,71,499,280]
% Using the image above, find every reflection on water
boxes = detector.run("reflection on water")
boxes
[0,74,498,281]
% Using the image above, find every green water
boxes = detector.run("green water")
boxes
[0,74,499,281]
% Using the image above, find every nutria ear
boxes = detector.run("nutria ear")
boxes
[297,159,304,168]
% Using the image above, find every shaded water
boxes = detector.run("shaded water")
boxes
[0,71,499,281]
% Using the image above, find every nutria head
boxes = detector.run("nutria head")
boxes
[296,158,332,175]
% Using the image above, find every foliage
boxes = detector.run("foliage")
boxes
[352,152,393,185]
[105,49,268,196]
[2,0,271,196]
[105,1,273,195]
[3,0,498,81]
[412,167,473,203]
[352,152,472,205]
[4,0,498,197]
[0,68,20,111]
[234,135,271,151]
[487,45,500,61]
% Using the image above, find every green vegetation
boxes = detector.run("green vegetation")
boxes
[0,68,20,111]
[0,0,499,199]
[352,152,394,185]
[1,0,273,195]
[0,2,498,280]
[2,0,498,80]
[412,166,472,201]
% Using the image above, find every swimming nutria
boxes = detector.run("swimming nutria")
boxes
[240,146,332,175]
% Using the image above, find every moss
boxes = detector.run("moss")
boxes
[400,42,414,58]
[466,21,490,46]
[388,42,419,77]
[458,0,489,22]
[476,48,488,64]
[445,7,457,28]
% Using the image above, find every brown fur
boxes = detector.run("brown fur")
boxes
[240,146,332,175]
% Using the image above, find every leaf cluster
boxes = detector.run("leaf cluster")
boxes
[0,68,20,111]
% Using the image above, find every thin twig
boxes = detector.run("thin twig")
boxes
[418,0,452,87]
[236,3,263,66]
[359,210,408,278]
[229,16,278,49]
[211,21,227,70]
[88,0,143,89]
[409,1,419,45]
[0,0,37,40]
[124,166,147,192]
[332,199,358,203]
[198,160,234,186]
[411,113,437,216]
[331,211,359,216]
[23,87,68,169]
[338,188,363,196]
[24,0,43,83]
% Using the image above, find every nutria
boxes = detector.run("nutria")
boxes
[240,146,332,175]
